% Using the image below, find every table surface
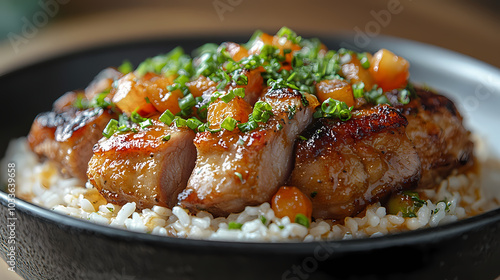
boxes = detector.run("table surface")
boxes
[1,0,499,278]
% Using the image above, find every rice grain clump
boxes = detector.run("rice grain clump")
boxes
[2,138,500,242]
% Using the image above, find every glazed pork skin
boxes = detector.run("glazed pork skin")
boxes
[178,88,318,216]
[28,107,116,182]
[395,88,474,188]
[87,120,196,209]
[288,105,421,220]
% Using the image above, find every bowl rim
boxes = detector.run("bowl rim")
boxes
[2,190,500,253]
[1,32,500,253]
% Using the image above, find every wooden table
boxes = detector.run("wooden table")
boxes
[1,0,499,279]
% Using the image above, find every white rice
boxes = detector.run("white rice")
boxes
[2,137,500,242]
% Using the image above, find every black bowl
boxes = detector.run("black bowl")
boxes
[1,34,500,280]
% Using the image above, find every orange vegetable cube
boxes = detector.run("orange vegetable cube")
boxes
[340,55,375,91]
[112,73,157,116]
[207,96,252,127]
[369,49,410,91]
[315,79,355,108]
[247,32,301,63]
[271,186,313,222]
[186,76,217,98]
[222,42,249,62]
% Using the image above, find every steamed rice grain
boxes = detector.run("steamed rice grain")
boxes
[2,137,500,242]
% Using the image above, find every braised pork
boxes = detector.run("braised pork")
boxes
[394,88,474,188]
[87,119,196,209]
[28,107,116,182]
[178,88,318,216]
[288,105,421,219]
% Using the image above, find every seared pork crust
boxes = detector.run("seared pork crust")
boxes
[87,120,196,209]
[28,107,116,182]
[288,105,421,219]
[394,88,474,188]
[178,88,318,216]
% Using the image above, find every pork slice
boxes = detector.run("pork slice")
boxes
[178,88,318,216]
[28,107,116,182]
[395,88,474,188]
[87,120,196,209]
[288,105,421,220]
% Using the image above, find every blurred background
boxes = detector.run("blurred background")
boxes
[0,0,500,75]
[0,0,499,278]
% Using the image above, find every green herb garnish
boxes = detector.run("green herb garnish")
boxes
[118,60,133,74]
[228,222,243,230]
[294,214,310,228]
[102,119,119,138]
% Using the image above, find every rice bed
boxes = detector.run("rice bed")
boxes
[2,137,500,242]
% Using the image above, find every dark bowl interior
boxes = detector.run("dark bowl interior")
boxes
[1,33,500,280]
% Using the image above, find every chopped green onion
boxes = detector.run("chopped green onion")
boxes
[314,98,353,121]
[287,105,297,120]
[139,118,153,129]
[321,98,338,114]
[221,117,238,131]
[352,82,365,98]
[118,60,133,74]
[159,109,175,125]
[221,91,236,103]
[90,92,112,108]
[73,95,88,109]
[232,88,245,98]
[228,222,243,230]
[252,101,273,123]
[130,111,147,123]
[178,93,196,111]
[260,215,267,225]
[276,26,301,45]
[162,135,171,141]
[237,115,259,133]
[375,95,389,105]
[398,89,410,105]
[234,171,244,183]
[174,116,188,128]
[298,135,307,141]
[102,119,119,138]
[294,214,310,228]
[357,53,370,69]
[186,117,203,131]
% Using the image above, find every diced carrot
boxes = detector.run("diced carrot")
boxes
[186,76,217,98]
[135,102,157,117]
[271,186,313,222]
[247,32,301,64]
[228,69,264,106]
[369,49,410,91]
[143,75,183,115]
[112,73,158,116]
[315,79,355,107]
[207,96,252,127]
[223,42,250,62]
